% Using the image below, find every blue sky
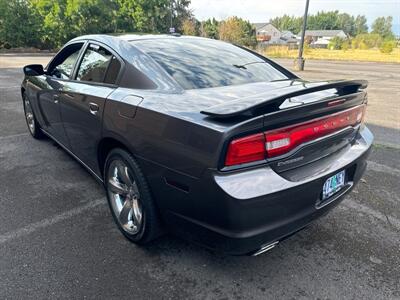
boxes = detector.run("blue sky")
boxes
[190,0,400,35]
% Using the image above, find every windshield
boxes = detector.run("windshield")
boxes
[132,38,288,90]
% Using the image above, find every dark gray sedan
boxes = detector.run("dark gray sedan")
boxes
[21,34,373,255]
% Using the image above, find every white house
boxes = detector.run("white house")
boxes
[300,30,348,48]
[253,23,282,43]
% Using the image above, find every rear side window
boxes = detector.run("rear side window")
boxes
[76,44,120,84]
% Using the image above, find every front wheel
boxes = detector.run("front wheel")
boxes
[104,148,163,244]
[23,93,44,139]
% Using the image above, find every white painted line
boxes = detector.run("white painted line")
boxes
[0,85,20,89]
[0,198,106,244]
[344,199,400,230]
[0,132,29,140]
[367,161,400,177]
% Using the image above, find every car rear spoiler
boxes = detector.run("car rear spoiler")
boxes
[200,80,368,119]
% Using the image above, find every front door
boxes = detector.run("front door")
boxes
[39,42,85,148]
[59,43,122,174]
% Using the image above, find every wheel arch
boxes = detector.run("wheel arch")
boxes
[97,137,129,178]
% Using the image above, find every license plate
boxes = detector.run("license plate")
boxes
[322,170,346,200]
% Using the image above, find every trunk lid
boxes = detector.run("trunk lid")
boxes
[201,79,368,175]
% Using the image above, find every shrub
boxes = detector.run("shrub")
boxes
[352,33,383,49]
[380,40,396,54]
[328,37,348,50]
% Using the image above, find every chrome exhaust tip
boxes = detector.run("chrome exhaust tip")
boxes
[252,241,279,256]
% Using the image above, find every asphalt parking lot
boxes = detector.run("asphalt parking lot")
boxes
[0,54,399,299]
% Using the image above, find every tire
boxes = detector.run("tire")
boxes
[23,93,44,139]
[104,148,163,244]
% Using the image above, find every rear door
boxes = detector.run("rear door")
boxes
[59,42,123,174]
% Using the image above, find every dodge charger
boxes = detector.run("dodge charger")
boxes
[21,34,373,255]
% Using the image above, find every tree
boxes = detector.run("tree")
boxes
[372,16,394,39]
[354,15,368,35]
[269,11,366,36]
[308,11,341,31]
[218,16,256,47]
[0,0,42,48]
[200,18,219,39]
[270,14,302,34]
[8,0,193,48]
[181,18,197,35]
[336,13,355,36]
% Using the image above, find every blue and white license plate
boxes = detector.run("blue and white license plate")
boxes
[322,170,346,200]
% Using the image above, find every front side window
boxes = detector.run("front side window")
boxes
[76,44,119,83]
[49,43,83,79]
[132,38,288,89]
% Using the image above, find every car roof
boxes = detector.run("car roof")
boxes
[69,34,212,60]
[71,33,209,44]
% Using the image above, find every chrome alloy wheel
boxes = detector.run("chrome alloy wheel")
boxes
[107,160,143,234]
[24,96,35,134]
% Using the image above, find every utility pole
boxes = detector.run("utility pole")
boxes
[295,0,310,71]
[169,0,174,33]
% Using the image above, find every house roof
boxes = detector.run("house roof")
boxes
[252,23,268,30]
[303,30,345,37]
[252,23,280,32]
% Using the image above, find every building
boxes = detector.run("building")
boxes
[253,23,282,43]
[280,30,298,47]
[300,30,348,48]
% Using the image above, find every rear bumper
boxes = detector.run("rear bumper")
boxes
[162,126,373,255]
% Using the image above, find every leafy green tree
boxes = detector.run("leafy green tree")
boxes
[270,11,366,36]
[218,16,256,47]
[354,15,368,35]
[336,13,355,36]
[372,16,394,39]
[270,14,302,34]
[201,18,219,39]
[0,0,194,49]
[308,11,341,31]
[0,0,42,48]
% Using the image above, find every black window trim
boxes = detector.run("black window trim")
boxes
[45,41,87,80]
[45,39,125,88]
[70,40,125,87]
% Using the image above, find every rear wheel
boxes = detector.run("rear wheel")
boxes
[104,148,162,244]
[23,93,44,139]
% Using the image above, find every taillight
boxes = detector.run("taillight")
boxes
[225,133,265,166]
[224,105,365,167]
[265,105,365,158]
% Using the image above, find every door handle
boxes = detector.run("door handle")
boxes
[89,102,99,115]
[53,94,60,103]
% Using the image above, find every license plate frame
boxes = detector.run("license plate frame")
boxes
[322,170,346,200]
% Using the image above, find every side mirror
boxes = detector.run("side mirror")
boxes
[23,64,44,76]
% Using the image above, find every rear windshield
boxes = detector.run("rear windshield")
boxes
[132,38,288,90]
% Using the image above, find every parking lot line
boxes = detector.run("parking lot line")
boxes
[0,198,106,245]
[344,199,400,230]
[0,132,29,140]
[0,86,21,89]
[367,161,400,177]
